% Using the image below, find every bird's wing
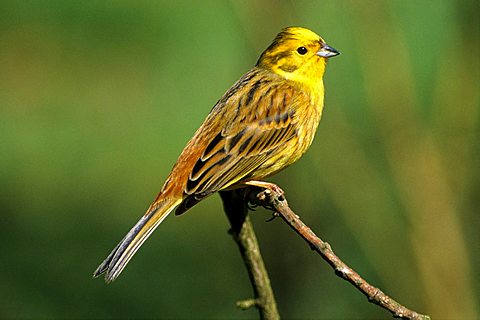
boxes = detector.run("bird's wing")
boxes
[175,79,306,214]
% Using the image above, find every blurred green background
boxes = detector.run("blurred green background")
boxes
[0,1,478,319]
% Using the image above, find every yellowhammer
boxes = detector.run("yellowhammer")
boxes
[94,26,339,282]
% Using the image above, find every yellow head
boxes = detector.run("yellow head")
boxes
[257,27,339,85]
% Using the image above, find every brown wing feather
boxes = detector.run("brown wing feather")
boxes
[173,80,304,214]
[174,70,308,214]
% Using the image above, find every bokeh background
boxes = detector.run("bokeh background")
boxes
[0,1,478,319]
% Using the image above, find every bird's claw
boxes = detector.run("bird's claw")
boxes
[246,201,258,211]
[265,212,279,222]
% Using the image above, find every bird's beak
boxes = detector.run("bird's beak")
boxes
[317,44,340,58]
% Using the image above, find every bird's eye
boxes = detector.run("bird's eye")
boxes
[296,47,308,55]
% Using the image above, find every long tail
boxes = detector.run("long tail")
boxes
[93,197,182,283]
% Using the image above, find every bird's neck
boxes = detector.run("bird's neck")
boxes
[270,62,326,99]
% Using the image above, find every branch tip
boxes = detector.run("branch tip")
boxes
[236,298,258,310]
[244,183,430,320]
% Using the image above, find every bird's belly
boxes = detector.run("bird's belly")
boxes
[246,141,303,181]
[251,114,320,180]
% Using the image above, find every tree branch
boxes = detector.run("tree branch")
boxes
[245,184,431,320]
[220,190,280,320]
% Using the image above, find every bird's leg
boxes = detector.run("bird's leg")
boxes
[244,181,285,200]
[244,181,285,217]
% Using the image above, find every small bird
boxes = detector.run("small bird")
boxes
[94,27,339,282]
